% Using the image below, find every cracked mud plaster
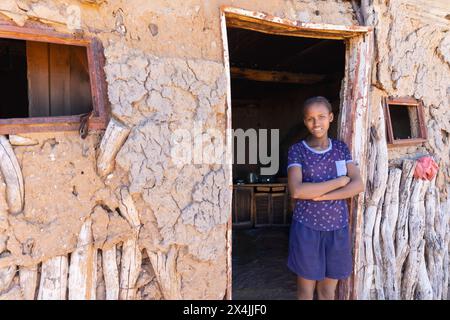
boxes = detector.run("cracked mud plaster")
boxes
[104,41,231,298]
[108,41,231,262]
[103,41,227,127]
[0,132,132,268]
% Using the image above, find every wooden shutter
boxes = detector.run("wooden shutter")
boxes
[26,42,92,117]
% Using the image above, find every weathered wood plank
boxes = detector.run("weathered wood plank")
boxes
[372,202,384,300]
[102,245,119,300]
[19,265,38,300]
[0,285,24,300]
[395,159,416,292]
[96,118,130,177]
[147,247,182,300]
[359,102,388,300]
[37,255,68,300]
[380,168,402,299]
[436,186,449,299]
[70,46,93,115]
[0,265,16,292]
[401,179,429,299]
[415,241,433,300]
[9,135,39,146]
[223,7,371,40]
[68,219,97,300]
[338,30,374,300]
[117,186,141,300]
[49,43,71,116]
[118,187,140,230]
[119,238,141,300]
[26,41,50,117]
[0,135,24,214]
[424,178,439,298]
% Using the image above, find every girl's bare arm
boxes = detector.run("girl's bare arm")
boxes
[288,166,350,200]
[313,162,364,201]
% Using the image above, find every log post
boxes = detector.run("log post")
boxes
[380,168,402,299]
[119,239,141,300]
[359,115,388,299]
[102,245,119,300]
[0,265,16,293]
[395,159,416,295]
[0,136,24,214]
[439,189,449,300]
[372,202,384,299]
[401,179,429,299]
[424,178,438,298]
[146,246,182,300]
[68,219,97,300]
[19,265,38,300]
[117,186,141,300]
[416,241,433,300]
[38,256,68,300]
[96,118,130,177]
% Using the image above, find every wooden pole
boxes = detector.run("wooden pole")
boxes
[68,219,97,300]
[380,168,402,299]
[38,256,68,300]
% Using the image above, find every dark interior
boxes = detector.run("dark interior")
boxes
[0,39,29,118]
[228,27,345,182]
[388,105,414,139]
[228,26,346,299]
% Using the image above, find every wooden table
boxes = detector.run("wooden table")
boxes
[232,183,292,228]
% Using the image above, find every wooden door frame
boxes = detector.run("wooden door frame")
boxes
[219,6,374,300]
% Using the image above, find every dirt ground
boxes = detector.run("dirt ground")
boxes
[232,227,297,300]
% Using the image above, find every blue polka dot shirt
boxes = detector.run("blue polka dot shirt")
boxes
[287,138,353,231]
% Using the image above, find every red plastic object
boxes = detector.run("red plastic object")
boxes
[413,156,438,181]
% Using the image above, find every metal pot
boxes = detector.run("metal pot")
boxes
[259,176,275,183]
[248,172,258,184]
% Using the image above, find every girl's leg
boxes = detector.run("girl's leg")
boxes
[296,276,316,300]
[316,278,338,300]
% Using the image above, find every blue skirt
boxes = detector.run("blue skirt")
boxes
[287,219,352,281]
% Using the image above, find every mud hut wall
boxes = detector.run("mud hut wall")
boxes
[0,0,358,299]
[356,0,450,300]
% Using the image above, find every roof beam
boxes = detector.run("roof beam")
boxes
[230,66,326,84]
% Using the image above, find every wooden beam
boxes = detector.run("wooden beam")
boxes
[223,6,372,40]
[230,66,326,84]
[0,135,24,214]
[38,255,69,300]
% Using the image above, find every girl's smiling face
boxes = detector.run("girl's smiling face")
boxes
[303,102,334,139]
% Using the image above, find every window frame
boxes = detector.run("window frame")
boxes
[0,22,109,134]
[383,96,427,147]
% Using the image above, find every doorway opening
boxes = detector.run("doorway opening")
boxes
[221,7,373,300]
[226,26,346,299]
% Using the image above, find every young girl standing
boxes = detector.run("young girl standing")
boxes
[287,96,364,300]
